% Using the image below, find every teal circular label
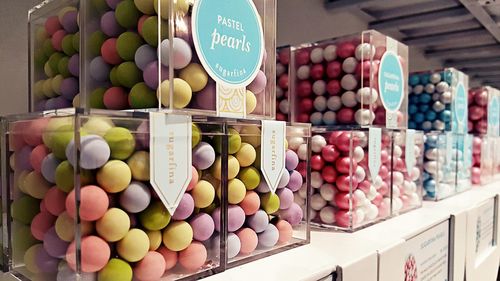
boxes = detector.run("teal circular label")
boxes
[455,83,467,126]
[488,95,499,135]
[378,51,404,112]
[192,0,264,87]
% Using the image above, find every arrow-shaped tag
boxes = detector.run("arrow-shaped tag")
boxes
[261,120,286,193]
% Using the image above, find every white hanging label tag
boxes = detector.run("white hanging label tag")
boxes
[261,120,286,193]
[405,129,415,173]
[149,113,192,215]
[369,128,381,182]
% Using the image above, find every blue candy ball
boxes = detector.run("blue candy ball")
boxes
[442,70,453,84]
[439,110,451,122]
[420,74,430,85]
[414,112,425,123]
[409,95,419,105]
[426,111,437,121]
[418,93,432,104]
[424,179,436,192]
[409,75,420,86]
[423,171,431,182]
[419,104,429,113]
[408,121,417,129]
[408,104,418,115]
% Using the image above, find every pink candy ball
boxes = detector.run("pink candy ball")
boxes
[31,212,57,241]
[51,30,67,51]
[134,251,167,281]
[335,210,357,228]
[327,61,342,78]
[45,16,62,36]
[337,42,356,59]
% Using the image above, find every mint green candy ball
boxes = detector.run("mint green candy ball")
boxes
[43,39,55,57]
[62,34,77,56]
[73,31,80,52]
[98,258,133,281]
[55,161,94,193]
[129,82,158,108]
[139,201,171,231]
[58,56,71,77]
[117,62,142,88]
[141,16,168,47]
[104,127,136,160]
[11,196,40,225]
[89,31,106,57]
[115,0,141,29]
[192,124,201,148]
[90,87,106,108]
[110,66,121,86]
[34,50,48,70]
[116,32,143,61]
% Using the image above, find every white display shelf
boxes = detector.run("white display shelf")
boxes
[2,182,500,281]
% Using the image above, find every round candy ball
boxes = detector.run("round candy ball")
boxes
[172,193,195,220]
[66,135,111,170]
[116,31,143,61]
[247,210,269,233]
[127,151,150,181]
[55,211,93,242]
[240,191,260,215]
[180,63,208,92]
[261,192,280,214]
[191,180,215,208]
[235,143,257,167]
[66,235,110,272]
[158,246,178,271]
[227,233,241,259]
[158,78,193,109]
[98,258,133,281]
[160,37,192,69]
[275,220,293,244]
[31,211,56,241]
[43,226,69,258]
[189,213,215,242]
[97,160,132,193]
[139,200,171,231]
[163,221,193,251]
[134,251,166,281]
[119,181,151,213]
[257,224,279,248]
[117,228,150,262]
[236,228,258,255]
[178,241,207,271]
[115,0,141,29]
[66,185,109,221]
[192,142,216,170]
[96,208,131,242]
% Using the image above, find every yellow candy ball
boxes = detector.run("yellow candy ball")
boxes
[44,62,55,78]
[24,171,51,199]
[146,230,162,251]
[212,155,240,180]
[261,192,280,214]
[34,80,45,99]
[42,117,73,148]
[134,0,155,14]
[24,244,42,274]
[238,167,261,190]
[97,160,132,193]
[154,0,189,19]
[51,74,64,94]
[35,27,48,43]
[42,78,55,97]
[240,125,261,147]
[179,63,208,92]
[162,221,193,251]
[235,142,256,167]
[217,178,246,204]
[127,151,150,181]
[81,117,114,136]
[55,211,93,242]
[117,229,150,262]
[72,93,80,107]
[158,78,192,109]
[191,180,215,208]
[16,170,30,194]
[246,90,257,114]
[96,208,131,242]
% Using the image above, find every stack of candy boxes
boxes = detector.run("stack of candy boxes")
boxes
[408,69,472,200]
[284,30,424,231]
[468,86,500,184]
[3,0,314,280]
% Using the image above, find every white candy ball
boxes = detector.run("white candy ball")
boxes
[299,183,308,199]
[425,83,435,94]
[393,197,403,211]
[297,143,309,160]
[323,45,337,61]
[432,93,441,101]
[433,120,445,131]
[393,145,402,158]
[311,171,324,189]
[354,109,375,125]
[403,180,416,195]
[436,81,449,93]
[392,185,401,197]
[288,136,304,150]
[353,146,365,163]
[410,193,421,206]
[355,208,366,224]
[342,57,358,74]
[355,43,375,61]
[424,161,438,174]
[425,148,438,160]
[323,111,337,125]
[297,65,310,80]
[430,72,441,84]
[354,189,367,204]
[327,96,342,111]
[354,131,368,148]
[422,121,432,131]
[276,63,286,76]
[310,112,323,125]
[311,193,327,211]
[372,176,383,189]
[367,185,377,200]
[341,74,358,91]
[412,85,424,95]
[311,135,327,153]
[365,203,378,220]
[356,87,378,104]
[314,96,327,112]
[414,145,421,157]
[440,91,452,104]
[341,91,357,107]
[320,206,336,224]
[313,80,326,95]
[276,87,283,98]
[310,47,324,64]
[410,167,421,181]
[279,99,289,114]
[320,183,336,201]
[294,192,305,205]
[432,101,445,112]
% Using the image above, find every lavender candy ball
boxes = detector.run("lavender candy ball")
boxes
[90,56,111,82]
[35,100,46,111]
[172,193,194,220]
[256,180,270,193]
[192,142,216,170]
[247,70,267,94]
[60,77,79,100]
[257,224,279,248]
[227,233,241,259]
[192,81,216,110]
[136,121,150,149]
[41,154,61,183]
[212,205,245,232]
[100,11,125,37]
[45,97,72,110]
[285,150,299,171]
[143,61,169,89]
[15,146,33,171]
[135,44,157,71]
[35,246,59,273]
[189,213,215,242]
[61,11,78,33]
[119,181,151,213]
[65,135,110,170]
[277,188,294,210]
[281,203,303,226]
[287,170,303,192]
[43,227,70,258]
[277,169,290,189]
[68,54,79,77]
[247,210,269,233]
[105,0,121,9]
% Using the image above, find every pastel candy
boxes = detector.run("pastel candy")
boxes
[119,181,151,213]
[66,135,111,169]
[257,224,279,248]
[189,213,215,242]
